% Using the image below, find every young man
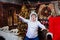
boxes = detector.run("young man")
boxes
[16,11,46,40]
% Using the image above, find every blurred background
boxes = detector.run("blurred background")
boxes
[0,0,60,40]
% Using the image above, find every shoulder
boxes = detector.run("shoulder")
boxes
[37,21,41,24]
[27,20,30,22]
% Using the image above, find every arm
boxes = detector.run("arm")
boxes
[16,14,29,23]
[38,21,46,30]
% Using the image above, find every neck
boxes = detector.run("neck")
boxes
[31,20,36,22]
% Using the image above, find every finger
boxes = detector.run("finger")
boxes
[16,14,19,16]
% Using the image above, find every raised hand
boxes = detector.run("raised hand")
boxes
[16,14,23,19]
[16,14,20,17]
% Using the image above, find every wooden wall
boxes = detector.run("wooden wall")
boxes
[0,3,21,28]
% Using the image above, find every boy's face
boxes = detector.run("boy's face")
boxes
[31,14,36,22]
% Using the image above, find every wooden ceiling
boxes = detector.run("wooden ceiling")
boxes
[0,0,60,5]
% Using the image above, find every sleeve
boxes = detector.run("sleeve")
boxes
[38,21,46,29]
[19,16,29,23]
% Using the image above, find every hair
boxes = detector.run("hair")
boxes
[31,14,37,17]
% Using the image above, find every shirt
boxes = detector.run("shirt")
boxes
[19,16,46,38]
